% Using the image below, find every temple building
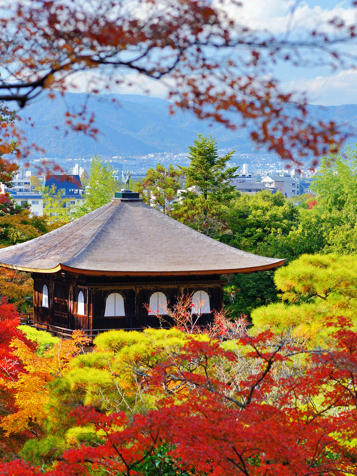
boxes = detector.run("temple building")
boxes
[0,192,284,335]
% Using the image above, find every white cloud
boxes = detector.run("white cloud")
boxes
[287,68,357,105]
[216,0,356,34]
[61,0,357,107]
[65,61,357,108]
[63,70,172,98]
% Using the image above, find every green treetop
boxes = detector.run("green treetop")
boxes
[252,253,357,347]
[222,190,299,255]
[310,146,357,212]
[185,134,238,201]
[300,145,357,254]
[135,163,183,214]
[39,185,72,225]
[172,134,239,236]
[79,169,90,187]
[220,190,300,318]
[73,155,117,218]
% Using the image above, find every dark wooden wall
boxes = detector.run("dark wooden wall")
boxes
[32,273,223,331]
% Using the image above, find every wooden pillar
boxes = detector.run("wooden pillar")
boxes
[32,274,38,323]
[50,275,54,325]
[88,287,93,330]
[68,283,74,330]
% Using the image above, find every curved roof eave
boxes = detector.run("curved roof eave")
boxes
[0,259,285,276]
[0,262,62,274]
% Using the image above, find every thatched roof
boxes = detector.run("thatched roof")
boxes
[0,199,284,276]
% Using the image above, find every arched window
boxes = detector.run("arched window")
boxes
[192,290,210,314]
[104,293,125,317]
[77,291,85,316]
[148,292,167,315]
[42,284,48,308]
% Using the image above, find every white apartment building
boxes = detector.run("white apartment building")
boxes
[2,168,44,216]
[261,175,300,198]
[12,192,44,216]
[3,170,84,217]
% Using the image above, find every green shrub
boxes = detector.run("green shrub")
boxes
[18,325,59,355]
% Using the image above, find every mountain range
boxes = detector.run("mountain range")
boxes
[15,92,357,159]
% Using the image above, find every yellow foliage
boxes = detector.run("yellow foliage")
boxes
[1,331,89,436]
[252,253,357,347]
[61,328,211,415]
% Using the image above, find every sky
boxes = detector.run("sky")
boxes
[236,0,357,106]
[65,0,357,106]
[123,0,357,106]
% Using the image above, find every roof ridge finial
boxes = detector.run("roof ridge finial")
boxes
[121,169,131,191]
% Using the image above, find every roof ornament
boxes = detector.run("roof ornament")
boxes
[122,169,131,191]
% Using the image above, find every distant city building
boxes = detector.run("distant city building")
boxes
[44,174,84,196]
[232,169,303,197]
[11,168,32,193]
[242,163,249,175]
[261,174,300,198]
[3,168,43,216]
[291,169,301,179]
[2,173,85,217]
[44,174,85,210]
[299,180,314,195]
[235,173,253,182]
[72,163,85,176]
[11,192,44,216]
[234,182,266,195]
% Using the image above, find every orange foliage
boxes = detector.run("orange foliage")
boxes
[0,300,35,459]
[1,332,90,439]
[0,270,33,311]
[308,199,318,209]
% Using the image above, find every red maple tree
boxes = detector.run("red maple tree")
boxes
[0,300,35,460]
[1,316,357,475]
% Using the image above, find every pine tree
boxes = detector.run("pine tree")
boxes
[185,135,238,201]
[172,135,239,235]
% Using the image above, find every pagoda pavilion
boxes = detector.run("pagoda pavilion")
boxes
[0,192,284,335]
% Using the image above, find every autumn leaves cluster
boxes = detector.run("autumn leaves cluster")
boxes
[0,298,357,475]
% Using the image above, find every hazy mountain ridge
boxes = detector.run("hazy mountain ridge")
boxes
[16,92,357,159]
